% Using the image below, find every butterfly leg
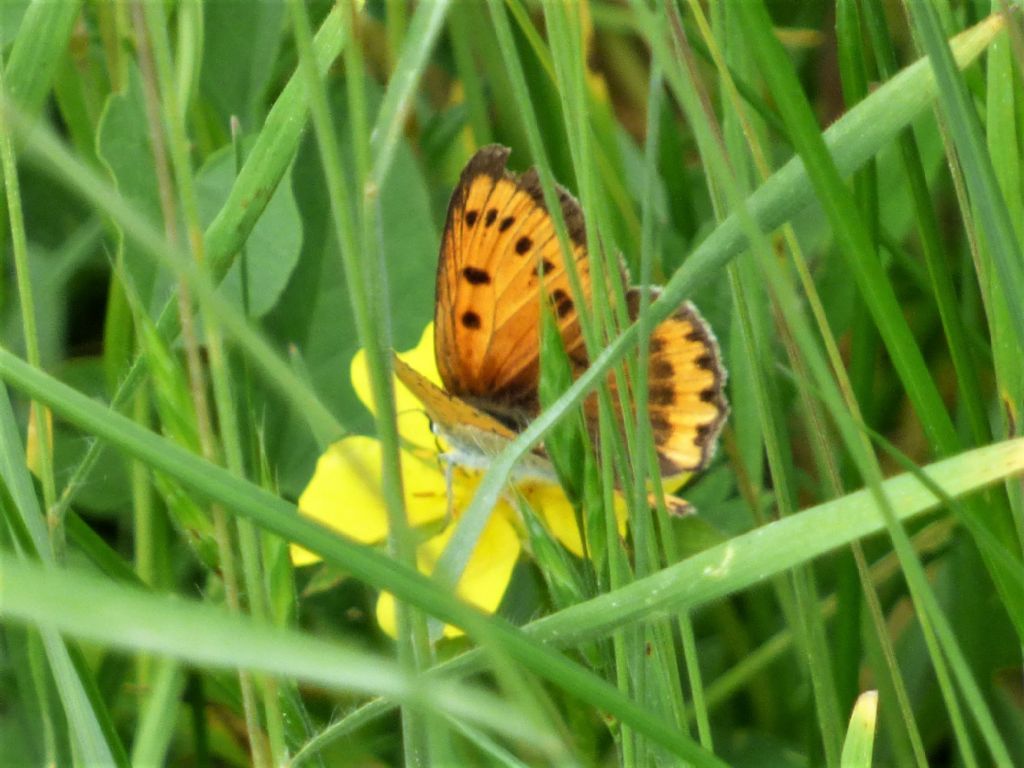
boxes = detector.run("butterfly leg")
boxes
[646,491,695,517]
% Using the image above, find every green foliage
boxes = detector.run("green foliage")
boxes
[0,2,1022,767]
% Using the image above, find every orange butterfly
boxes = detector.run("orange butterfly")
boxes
[395,145,727,487]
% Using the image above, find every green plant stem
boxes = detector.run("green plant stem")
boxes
[0,60,59,553]
[288,2,431,763]
[135,6,268,765]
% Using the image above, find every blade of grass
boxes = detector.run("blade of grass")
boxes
[861,0,991,449]
[0,47,58,550]
[840,691,879,767]
[134,7,269,762]
[906,1,1024,354]
[36,4,349,529]
[0,389,125,765]
[368,0,451,189]
[632,63,699,744]
[658,6,844,759]
[718,4,1016,761]
[0,555,562,756]
[656,21,1018,763]
[542,4,651,762]
[5,101,345,444]
[130,659,186,767]
[3,0,81,114]
[203,4,346,279]
[5,339,1024,756]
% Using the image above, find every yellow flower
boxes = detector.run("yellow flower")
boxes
[291,324,599,638]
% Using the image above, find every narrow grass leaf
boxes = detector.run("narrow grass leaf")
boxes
[0,556,559,754]
[907,2,1024,352]
[840,690,878,768]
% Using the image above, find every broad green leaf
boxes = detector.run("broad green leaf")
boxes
[95,64,166,312]
[195,142,303,319]
[199,1,286,130]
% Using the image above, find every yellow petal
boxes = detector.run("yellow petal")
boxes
[376,509,522,639]
[351,324,441,450]
[291,436,451,566]
[399,323,443,385]
[519,481,628,558]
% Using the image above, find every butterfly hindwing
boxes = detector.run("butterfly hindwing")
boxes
[634,290,729,474]
[436,145,591,423]
[583,289,728,477]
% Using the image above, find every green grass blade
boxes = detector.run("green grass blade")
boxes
[0,555,561,755]
[907,2,1024,353]
[529,438,1024,644]
[369,0,451,188]
[840,691,878,768]
[3,0,81,114]
[203,5,345,279]
[0,385,126,766]
[5,102,345,443]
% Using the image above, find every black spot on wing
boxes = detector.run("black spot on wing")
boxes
[534,258,555,276]
[651,360,674,379]
[551,289,574,318]
[518,167,587,248]
[649,385,675,406]
[461,311,481,329]
[462,267,491,285]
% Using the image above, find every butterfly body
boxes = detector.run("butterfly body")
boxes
[393,354,558,483]
[406,145,728,484]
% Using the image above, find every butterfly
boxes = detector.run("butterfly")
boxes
[394,145,728,489]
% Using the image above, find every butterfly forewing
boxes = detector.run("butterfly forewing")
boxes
[436,146,591,420]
